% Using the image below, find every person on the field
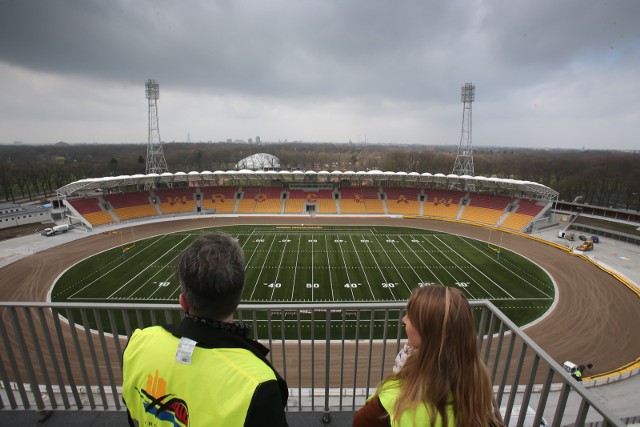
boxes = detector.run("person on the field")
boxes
[122,232,289,427]
[353,285,503,427]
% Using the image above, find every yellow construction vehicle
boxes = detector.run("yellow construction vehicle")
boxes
[577,240,594,252]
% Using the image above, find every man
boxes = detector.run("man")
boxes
[123,232,289,426]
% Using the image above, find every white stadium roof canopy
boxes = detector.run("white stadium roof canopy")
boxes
[56,170,559,200]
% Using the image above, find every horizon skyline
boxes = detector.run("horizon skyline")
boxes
[4,139,639,154]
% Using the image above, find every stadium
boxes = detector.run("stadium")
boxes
[1,161,639,425]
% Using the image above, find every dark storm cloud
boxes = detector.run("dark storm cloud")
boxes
[1,0,637,99]
[0,0,639,148]
[0,0,482,100]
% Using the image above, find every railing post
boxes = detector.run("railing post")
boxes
[0,301,628,426]
[322,309,331,423]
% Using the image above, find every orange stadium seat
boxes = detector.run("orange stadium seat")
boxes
[104,191,158,221]
[237,187,282,214]
[83,211,115,226]
[155,188,197,215]
[501,212,535,231]
[201,186,238,213]
[385,188,421,215]
[460,194,511,225]
[500,200,545,231]
[308,190,337,214]
[340,188,367,214]
[424,190,462,219]
[66,197,103,214]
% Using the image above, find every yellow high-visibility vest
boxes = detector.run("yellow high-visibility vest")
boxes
[123,326,278,427]
[377,379,456,427]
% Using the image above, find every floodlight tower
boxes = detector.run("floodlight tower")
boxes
[451,83,475,177]
[145,79,169,175]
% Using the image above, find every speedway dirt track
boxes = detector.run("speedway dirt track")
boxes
[0,216,638,376]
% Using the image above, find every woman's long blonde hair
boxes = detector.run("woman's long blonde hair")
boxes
[380,285,502,427]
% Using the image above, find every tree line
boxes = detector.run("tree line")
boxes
[1,142,638,211]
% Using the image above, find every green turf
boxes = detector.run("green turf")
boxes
[51,225,554,327]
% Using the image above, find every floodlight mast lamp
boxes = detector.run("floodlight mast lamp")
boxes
[452,82,475,177]
[145,79,169,176]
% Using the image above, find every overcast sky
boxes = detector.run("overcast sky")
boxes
[0,0,638,150]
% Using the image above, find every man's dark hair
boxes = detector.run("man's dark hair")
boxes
[176,232,245,320]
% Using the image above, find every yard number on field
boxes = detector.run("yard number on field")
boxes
[418,282,437,287]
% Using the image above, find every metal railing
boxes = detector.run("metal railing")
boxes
[0,301,625,426]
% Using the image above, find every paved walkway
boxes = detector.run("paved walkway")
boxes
[531,227,640,290]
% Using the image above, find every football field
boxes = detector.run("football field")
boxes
[51,225,554,326]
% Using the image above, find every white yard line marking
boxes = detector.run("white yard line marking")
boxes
[290,234,302,301]
[353,233,396,300]
[269,234,290,300]
[324,234,335,301]
[430,235,497,298]
[417,236,478,299]
[406,236,447,285]
[432,235,508,299]
[107,235,191,299]
[67,235,169,299]
[310,234,315,301]
[336,236,359,300]
[249,235,278,300]
[370,233,412,293]
[385,234,424,292]
[456,236,553,299]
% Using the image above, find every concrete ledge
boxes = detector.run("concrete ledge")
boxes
[0,410,357,426]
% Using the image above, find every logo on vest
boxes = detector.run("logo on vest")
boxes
[135,369,189,426]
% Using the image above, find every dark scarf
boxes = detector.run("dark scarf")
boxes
[183,313,250,338]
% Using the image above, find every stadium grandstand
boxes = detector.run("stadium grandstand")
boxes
[57,170,558,233]
[3,168,640,425]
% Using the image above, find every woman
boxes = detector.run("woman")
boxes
[353,285,503,427]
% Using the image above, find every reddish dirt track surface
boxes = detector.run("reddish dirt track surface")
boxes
[1,216,638,377]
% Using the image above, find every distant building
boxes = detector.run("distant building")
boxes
[235,153,280,171]
[0,203,52,230]
[256,136,261,143]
